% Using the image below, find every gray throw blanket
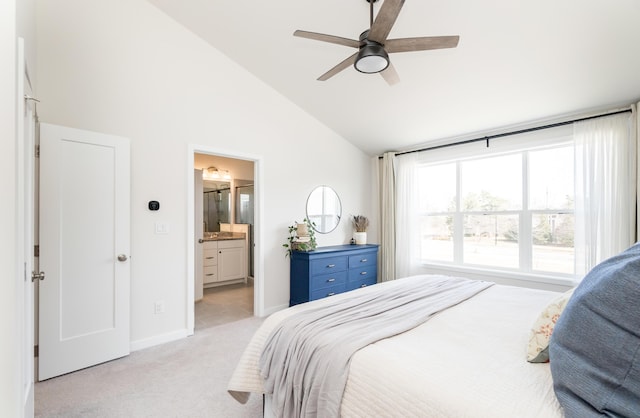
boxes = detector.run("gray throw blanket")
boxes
[259,275,494,418]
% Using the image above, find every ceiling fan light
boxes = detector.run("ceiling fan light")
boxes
[354,44,389,74]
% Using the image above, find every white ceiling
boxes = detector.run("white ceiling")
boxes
[148,0,640,156]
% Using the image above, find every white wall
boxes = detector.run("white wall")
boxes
[36,0,375,347]
[1,0,19,414]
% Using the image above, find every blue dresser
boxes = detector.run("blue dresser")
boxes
[289,244,379,306]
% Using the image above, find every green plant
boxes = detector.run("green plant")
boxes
[352,215,369,232]
[283,218,317,257]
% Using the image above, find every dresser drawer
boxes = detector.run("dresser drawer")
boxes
[309,256,348,275]
[310,271,347,291]
[310,283,346,301]
[348,266,376,283]
[347,276,377,291]
[349,253,376,268]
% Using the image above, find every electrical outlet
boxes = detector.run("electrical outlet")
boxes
[154,300,165,314]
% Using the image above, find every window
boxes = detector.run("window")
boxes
[417,144,575,277]
[395,112,634,283]
[529,147,574,274]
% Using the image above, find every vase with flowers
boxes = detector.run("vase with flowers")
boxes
[352,215,369,245]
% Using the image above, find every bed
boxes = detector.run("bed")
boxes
[228,274,564,417]
[228,243,640,418]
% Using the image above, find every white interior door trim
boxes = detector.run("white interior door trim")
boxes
[16,36,35,418]
[186,144,264,334]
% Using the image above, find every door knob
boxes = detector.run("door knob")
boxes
[31,271,45,282]
[117,254,128,262]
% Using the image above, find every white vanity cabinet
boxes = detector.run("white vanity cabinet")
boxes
[218,239,246,282]
[202,239,246,287]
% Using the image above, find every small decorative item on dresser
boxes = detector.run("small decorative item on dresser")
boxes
[352,215,369,245]
[283,218,317,257]
[296,222,309,237]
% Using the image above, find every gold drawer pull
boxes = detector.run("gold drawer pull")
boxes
[360,271,367,275]
[327,264,336,268]
[327,292,336,296]
[360,258,368,262]
[327,278,335,282]
[206,257,215,259]
[205,273,215,276]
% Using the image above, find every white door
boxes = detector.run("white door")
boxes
[38,123,130,381]
[194,169,204,301]
[17,37,35,417]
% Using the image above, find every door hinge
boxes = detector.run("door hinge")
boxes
[34,244,39,257]
[35,144,40,158]
[34,345,39,357]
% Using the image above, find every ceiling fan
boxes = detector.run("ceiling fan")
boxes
[294,0,459,85]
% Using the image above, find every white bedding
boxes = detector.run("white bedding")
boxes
[228,275,564,417]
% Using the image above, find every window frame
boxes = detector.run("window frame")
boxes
[416,143,576,282]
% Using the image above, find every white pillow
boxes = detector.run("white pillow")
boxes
[526,287,575,363]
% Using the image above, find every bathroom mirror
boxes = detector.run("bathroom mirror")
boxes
[203,180,230,232]
[306,185,342,234]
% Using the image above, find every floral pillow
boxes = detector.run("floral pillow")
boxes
[526,288,575,363]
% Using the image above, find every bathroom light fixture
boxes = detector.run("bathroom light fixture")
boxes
[202,167,232,180]
[203,167,220,180]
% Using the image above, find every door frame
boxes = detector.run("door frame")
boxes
[186,144,264,334]
[16,36,35,417]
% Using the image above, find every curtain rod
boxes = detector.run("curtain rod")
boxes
[388,108,632,158]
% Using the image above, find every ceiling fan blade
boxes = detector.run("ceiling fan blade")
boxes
[317,52,358,81]
[385,36,460,53]
[294,30,360,49]
[368,0,405,44]
[380,62,400,86]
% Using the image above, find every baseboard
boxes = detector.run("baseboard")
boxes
[130,329,190,352]
[203,278,245,289]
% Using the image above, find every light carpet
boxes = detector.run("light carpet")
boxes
[35,316,264,418]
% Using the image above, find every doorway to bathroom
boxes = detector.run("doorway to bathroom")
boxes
[188,148,262,333]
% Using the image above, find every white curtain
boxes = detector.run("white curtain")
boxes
[395,152,420,279]
[378,152,397,281]
[574,110,637,275]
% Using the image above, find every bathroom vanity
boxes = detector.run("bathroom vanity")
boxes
[202,232,247,287]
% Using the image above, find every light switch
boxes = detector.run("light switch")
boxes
[155,221,170,234]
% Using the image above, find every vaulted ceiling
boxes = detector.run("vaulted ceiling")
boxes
[148,0,640,155]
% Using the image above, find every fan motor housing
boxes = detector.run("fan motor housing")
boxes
[359,30,372,43]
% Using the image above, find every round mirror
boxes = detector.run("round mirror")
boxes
[306,186,342,234]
